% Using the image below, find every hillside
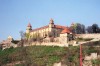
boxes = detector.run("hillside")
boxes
[0,45,100,66]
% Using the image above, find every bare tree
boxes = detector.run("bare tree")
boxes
[19,31,25,47]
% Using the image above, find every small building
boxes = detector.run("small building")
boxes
[60,29,73,43]
[1,36,19,50]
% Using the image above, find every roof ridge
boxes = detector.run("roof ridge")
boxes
[31,25,49,32]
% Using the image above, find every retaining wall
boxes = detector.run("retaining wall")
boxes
[76,34,100,39]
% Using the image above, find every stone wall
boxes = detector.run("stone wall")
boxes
[83,53,100,66]
[84,53,98,61]
[76,34,100,39]
[31,42,69,47]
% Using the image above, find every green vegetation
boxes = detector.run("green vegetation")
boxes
[92,59,100,65]
[0,47,17,64]
[0,46,100,66]
[83,46,97,55]
[11,40,20,44]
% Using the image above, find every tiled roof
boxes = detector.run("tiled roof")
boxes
[55,25,68,29]
[30,24,71,32]
[31,25,49,32]
[61,29,71,34]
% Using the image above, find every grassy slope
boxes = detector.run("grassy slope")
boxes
[0,46,100,66]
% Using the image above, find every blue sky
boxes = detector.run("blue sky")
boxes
[0,0,100,41]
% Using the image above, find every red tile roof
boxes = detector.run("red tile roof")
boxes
[30,24,71,33]
[55,25,68,29]
[61,29,71,34]
[31,25,49,32]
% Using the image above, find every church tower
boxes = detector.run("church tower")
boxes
[26,23,32,33]
[48,18,55,37]
[49,18,55,28]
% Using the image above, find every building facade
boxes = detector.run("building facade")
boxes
[26,19,72,39]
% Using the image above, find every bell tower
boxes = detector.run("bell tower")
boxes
[49,18,54,28]
[26,23,32,33]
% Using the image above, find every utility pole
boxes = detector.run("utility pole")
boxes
[80,44,82,66]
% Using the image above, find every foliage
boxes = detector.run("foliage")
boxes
[70,23,85,34]
[86,23,100,33]
[70,23,100,34]
[92,59,100,65]
[86,26,93,33]
[19,31,25,40]
[11,40,20,44]
[0,45,99,66]
[0,47,17,65]
[92,24,100,33]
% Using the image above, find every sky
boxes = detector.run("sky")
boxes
[0,0,100,41]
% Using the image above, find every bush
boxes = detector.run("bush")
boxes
[92,59,100,65]
[0,46,99,66]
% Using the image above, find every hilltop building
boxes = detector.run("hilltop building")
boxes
[26,19,74,44]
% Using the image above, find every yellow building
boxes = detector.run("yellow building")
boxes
[26,19,72,39]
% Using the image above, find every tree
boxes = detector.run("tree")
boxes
[0,44,2,50]
[19,31,25,40]
[76,23,85,34]
[92,59,100,66]
[19,31,25,47]
[87,24,100,33]
[86,26,93,33]
[70,23,85,34]
[92,24,99,33]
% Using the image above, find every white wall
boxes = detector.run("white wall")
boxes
[76,34,100,39]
